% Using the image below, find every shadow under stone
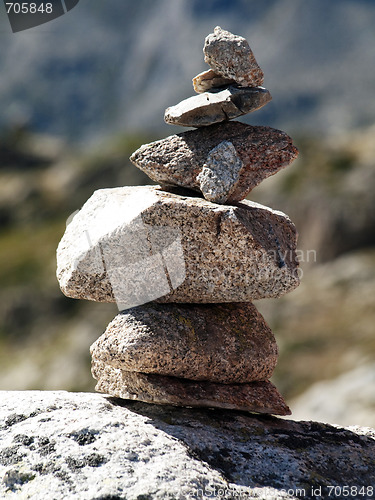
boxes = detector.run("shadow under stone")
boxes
[106,396,375,500]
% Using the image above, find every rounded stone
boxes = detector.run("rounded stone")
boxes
[90,302,278,384]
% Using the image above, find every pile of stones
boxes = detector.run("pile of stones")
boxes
[56,27,300,416]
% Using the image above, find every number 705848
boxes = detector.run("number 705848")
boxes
[6,3,53,14]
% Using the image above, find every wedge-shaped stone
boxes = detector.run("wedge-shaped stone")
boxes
[56,186,300,306]
[130,122,298,203]
[196,140,243,203]
[204,26,264,87]
[92,361,291,415]
[164,86,271,127]
[193,69,234,93]
[90,302,278,384]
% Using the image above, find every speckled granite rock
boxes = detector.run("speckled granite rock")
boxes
[2,391,374,500]
[196,140,243,203]
[92,362,290,415]
[56,185,299,306]
[164,85,271,127]
[130,121,298,203]
[204,26,264,87]
[193,68,234,93]
[90,302,278,383]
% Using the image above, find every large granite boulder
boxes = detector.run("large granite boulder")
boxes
[56,186,300,308]
[1,391,374,500]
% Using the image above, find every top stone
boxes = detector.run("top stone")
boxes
[204,26,264,87]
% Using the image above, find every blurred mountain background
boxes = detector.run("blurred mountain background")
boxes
[0,0,374,427]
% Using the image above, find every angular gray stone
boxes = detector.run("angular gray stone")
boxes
[90,302,278,384]
[164,85,271,127]
[56,186,300,306]
[130,121,299,202]
[2,391,374,500]
[193,68,235,93]
[196,140,242,203]
[204,26,264,87]
[92,362,290,415]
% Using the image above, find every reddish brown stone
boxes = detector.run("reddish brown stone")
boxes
[130,121,298,202]
[90,302,278,384]
[92,361,291,416]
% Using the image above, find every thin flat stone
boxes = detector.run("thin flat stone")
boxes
[164,86,271,128]
[193,69,235,93]
[56,185,300,306]
[204,26,264,87]
[90,302,278,384]
[130,121,298,202]
[92,361,291,416]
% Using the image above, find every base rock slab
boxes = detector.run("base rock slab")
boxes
[1,391,374,500]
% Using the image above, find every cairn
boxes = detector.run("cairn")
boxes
[57,27,299,416]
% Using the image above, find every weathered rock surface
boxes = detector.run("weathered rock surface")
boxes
[90,302,278,383]
[196,139,243,203]
[56,185,300,306]
[204,26,264,87]
[130,121,299,202]
[193,68,234,93]
[164,85,271,127]
[1,391,374,500]
[92,362,290,415]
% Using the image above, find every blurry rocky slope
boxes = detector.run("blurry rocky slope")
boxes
[0,0,375,142]
[253,126,375,426]
[0,124,374,428]
[0,127,154,391]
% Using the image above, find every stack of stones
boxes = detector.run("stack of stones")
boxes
[56,27,300,416]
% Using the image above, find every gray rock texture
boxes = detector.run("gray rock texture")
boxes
[130,121,299,202]
[164,86,271,127]
[56,185,300,306]
[204,26,264,87]
[193,68,235,93]
[92,363,290,415]
[196,140,243,203]
[90,302,278,383]
[1,391,374,500]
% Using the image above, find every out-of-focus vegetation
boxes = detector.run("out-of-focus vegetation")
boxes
[0,126,157,390]
[252,126,375,425]
[0,125,374,426]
